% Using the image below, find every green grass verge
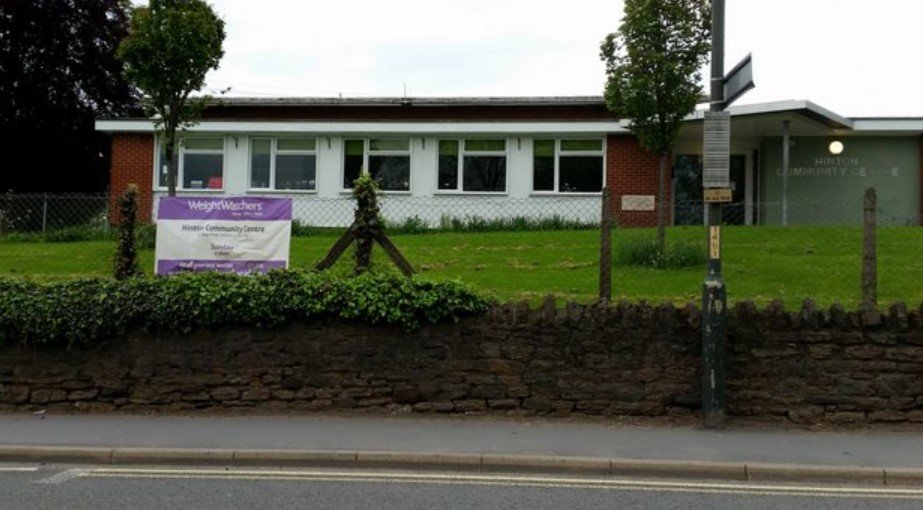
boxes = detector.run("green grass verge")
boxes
[1,226,920,308]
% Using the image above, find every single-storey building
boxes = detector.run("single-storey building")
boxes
[95,97,923,227]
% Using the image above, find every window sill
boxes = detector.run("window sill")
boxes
[153,188,225,193]
[433,191,509,196]
[339,190,412,195]
[530,191,603,197]
[247,189,317,195]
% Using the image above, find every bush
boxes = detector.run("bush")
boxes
[0,270,490,346]
[387,216,430,235]
[616,238,707,269]
[135,224,156,249]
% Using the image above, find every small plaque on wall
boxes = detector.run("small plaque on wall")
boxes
[621,195,655,211]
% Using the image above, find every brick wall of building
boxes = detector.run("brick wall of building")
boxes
[109,134,154,223]
[606,135,670,228]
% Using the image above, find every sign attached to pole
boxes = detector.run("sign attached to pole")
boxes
[155,196,292,275]
[722,54,754,110]
[703,111,731,188]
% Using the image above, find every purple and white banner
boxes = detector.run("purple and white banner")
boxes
[155,197,292,275]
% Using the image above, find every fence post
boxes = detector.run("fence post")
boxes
[861,187,877,308]
[599,186,612,301]
[42,193,48,235]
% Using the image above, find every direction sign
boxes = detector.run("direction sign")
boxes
[722,53,754,109]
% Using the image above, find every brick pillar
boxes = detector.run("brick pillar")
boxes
[109,133,154,224]
[606,135,671,228]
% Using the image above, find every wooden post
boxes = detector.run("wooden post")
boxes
[599,186,612,301]
[861,187,877,308]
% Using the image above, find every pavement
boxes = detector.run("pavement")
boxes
[1,413,923,484]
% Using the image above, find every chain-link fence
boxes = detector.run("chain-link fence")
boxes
[0,192,918,237]
[0,193,110,236]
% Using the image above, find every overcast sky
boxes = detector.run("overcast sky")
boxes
[177,0,921,117]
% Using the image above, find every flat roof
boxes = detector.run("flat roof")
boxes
[206,96,607,107]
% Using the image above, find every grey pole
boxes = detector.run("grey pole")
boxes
[782,120,790,227]
[702,0,727,429]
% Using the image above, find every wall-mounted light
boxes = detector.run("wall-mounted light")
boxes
[828,140,844,155]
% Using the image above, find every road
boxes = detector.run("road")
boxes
[4,464,923,510]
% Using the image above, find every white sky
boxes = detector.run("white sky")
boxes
[179,0,921,117]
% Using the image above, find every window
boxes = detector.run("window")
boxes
[157,137,225,190]
[250,138,317,190]
[532,139,603,193]
[343,139,410,191]
[438,139,507,193]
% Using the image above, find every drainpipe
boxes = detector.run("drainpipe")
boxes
[782,120,790,227]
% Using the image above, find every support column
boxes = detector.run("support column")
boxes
[782,120,790,227]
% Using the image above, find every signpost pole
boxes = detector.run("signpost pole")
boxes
[702,0,728,429]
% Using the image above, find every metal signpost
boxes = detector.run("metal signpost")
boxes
[702,0,754,429]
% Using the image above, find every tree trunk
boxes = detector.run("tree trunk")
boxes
[164,135,177,197]
[657,152,668,255]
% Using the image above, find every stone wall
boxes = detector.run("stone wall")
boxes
[1,300,922,424]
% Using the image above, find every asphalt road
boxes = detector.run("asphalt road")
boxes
[4,464,923,510]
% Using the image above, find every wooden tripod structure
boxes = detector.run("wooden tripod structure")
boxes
[314,220,414,276]
[314,172,414,277]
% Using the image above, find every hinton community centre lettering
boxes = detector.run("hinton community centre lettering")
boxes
[777,156,900,178]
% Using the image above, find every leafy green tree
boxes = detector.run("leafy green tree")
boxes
[0,0,139,192]
[600,0,710,253]
[118,0,225,196]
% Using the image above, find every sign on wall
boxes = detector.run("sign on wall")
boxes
[155,196,292,275]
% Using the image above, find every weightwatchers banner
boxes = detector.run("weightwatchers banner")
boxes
[155,196,292,275]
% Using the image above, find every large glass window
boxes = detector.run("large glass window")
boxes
[157,137,225,190]
[437,139,507,193]
[532,139,603,193]
[250,137,317,190]
[343,139,410,191]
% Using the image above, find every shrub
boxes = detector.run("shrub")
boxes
[135,224,156,249]
[387,216,430,235]
[291,220,322,237]
[0,270,490,346]
[616,238,707,269]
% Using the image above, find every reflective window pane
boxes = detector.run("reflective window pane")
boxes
[183,153,224,189]
[184,138,224,151]
[438,140,459,190]
[464,139,505,152]
[533,140,555,191]
[560,139,602,151]
[275,154,316,190]
[559,156,603,192]
[277,138,315,151]
[369,139,409,151]
[343,140,364,188]
[463,156,506,192]
[250,139,271,188]
[368,155,410,191]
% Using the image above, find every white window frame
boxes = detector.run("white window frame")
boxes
[341,138,412,193]
[249,137,318,192]
[531,138,605,195]
[153,135,226,192]
[436,138,509,194]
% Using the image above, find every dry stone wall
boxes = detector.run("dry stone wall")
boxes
[1,300,922,425]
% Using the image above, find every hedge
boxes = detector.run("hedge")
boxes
[0,271,491,347]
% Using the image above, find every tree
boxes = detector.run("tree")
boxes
[118,0,225,196]
[600,0,710,254]
[0,0,139,192]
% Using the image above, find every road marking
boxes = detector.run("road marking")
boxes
[33,468,89,485]
[79,468,923,499]
[0,467,39,472]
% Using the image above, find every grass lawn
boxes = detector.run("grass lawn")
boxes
[1,226,921,308]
